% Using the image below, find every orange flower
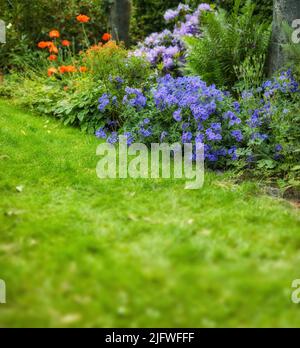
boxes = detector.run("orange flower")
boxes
[48,67,57,77]
[59,66,67,74]
[66,65,77,73]
[49,30,60,39]
[48,55,57,61]
[61,40,71,47]
[59,65,77,74]
[38,41,49,49]
[102,33,112,42]
[79,66,88,73]
[49,43,59,54]
[76,14,90,23]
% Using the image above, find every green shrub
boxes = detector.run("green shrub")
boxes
[2,42,152,134]
[185,0,271,89]
[219,0,273,20]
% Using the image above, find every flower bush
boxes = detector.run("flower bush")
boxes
[95,69,300,184]
[37,16,116,78]
[4,24,152,134]
[131,3,212,73]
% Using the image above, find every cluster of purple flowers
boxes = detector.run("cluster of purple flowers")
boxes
[153,74,223,113]
[95,70,300,166]
[98,94,110,112]
[122,87,147,110]
[98,93,117,112]
[261,69,299,98]
[148,74,242,162]
[131,3,212,71]
[240,69,299,149]
[164,3,190,22]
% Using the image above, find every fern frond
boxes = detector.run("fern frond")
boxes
[184,0,271,89]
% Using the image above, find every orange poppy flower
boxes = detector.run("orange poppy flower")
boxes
[59,65,77,74]
[61,40,71,47]
[102,33,112,42]
[49,43,59,54]
[79,66,88,73]
[48,55,57,61]
[48,67,57,77]
[38,41,49,49]
[49,30,60,39]
[76,14,90,23]
[59,66,66,74]
[66,65,77,73]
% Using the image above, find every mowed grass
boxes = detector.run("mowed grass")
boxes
[0,99,299,328]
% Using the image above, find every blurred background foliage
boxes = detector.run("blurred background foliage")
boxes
[0,0,273,71]
[0,0,111,71]
[130,0,273,43]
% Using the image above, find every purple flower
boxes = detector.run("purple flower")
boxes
[242,91,253,100]
[98,93,110,112]
[210,123,221,131]
[123,87,147,109]
[206,128,222,141]
[115,76,124,84]
[124,132,134,146]
[198,3,211,12]
[224,111,241,126]
[231,130,243,142]
[233,101,240,112]
[195,133,204,143]
[164,4,190,22]
[139,127,152,138]
[95,127,107,139]
[164,9,180,22]
[182,131,193,143]
[173,109,182,122]
[228,147,238,160]
[251,132,268,141]
[132,3,206,71]
[247,110,262,128]
[107,132,118,144]
[206,152,218,162]
[160,131,168,142]
[163,57,174,70]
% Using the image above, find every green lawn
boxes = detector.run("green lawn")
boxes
[0,99,299,328]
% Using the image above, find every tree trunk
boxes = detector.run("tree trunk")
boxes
[110,0,131,47]
[269,0,300,74]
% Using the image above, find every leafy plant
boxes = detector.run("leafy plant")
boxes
[185,0,271,89]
